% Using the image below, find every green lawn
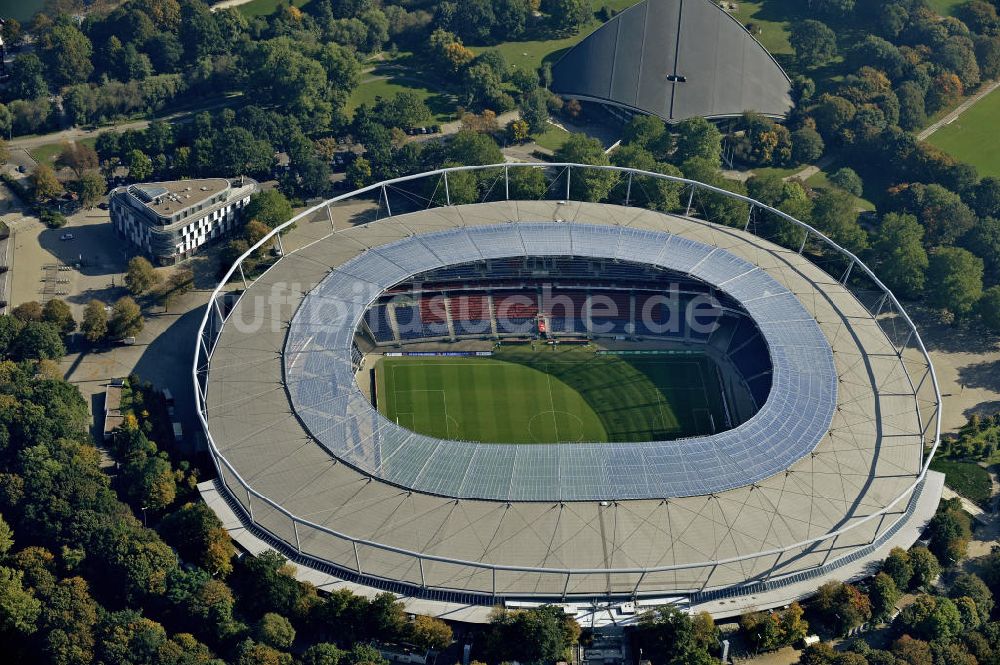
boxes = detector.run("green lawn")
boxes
[533,123,571,151]
[348,53,459,121]
[375,347,726,444]
[30,137,98,165]
[805,169,877,212]
[929,458,992,507]
[926,0,965,16]
[471,0,644,73]
[729,0,793,56]
[234,0,311,18]
[927,87,1000,178]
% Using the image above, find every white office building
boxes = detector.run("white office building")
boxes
[110,177,259,265]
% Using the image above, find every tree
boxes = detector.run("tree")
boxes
[110,296,144,339]
[959,0,1000,34]
[950,573,993,619]
[0,514,11,557]
[507,118,530,143]
[255,613,295,649]
[812,189,868,252]
[245,190,293,229]
[11,300,43,322]
[346,155,373,189]
[974,177,1000,219]
[683,157,751,228]
[869,572,901,622]
[673,116,723,165]
[125,257,159,295]
[12,322,66,360]
[871,213,928,299]
[127,149,153,182]
[740,602,808,652]
[554,134,618,201]
[927,73,964,114]
[1,18,21,48]
[624,114,672,157]
[979,286,1000,333]
[812,94,857,137]
[892,635,933,665]
[909,546,941,589]
[849,35,904,79]
[159,501,235,577]
[896,594,964,642]
[520,88,551,134]
[633,605,716,665]
[610,145,684,211]
[409,615,452,650]
[548,0,592,35]
[302,643,346,665]
[233,551,304,619]
[38,576,99,665]
[800,642,837,665]
[447,130,504,166]
[58,142,99,178]
[509,166,549,199]
[483,606,581,665]
[792,127,825,165]
[896,81,928,131]
[830,168,863,197]
[77,170,107,209]
[881,547,914,591]
[42,298,76,335]
[813,581,872,636]
[926,247,984,318]
[928,498,974,563]
[790,20,838,68]
[82,300,109,343]
[891,183,977,246]
[0,566,41,635]
[9,53,50,102]
[37,23,93,87]
[814,0,855,16]
[32,164,63,202]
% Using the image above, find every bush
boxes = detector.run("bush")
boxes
[829,167,864,197]
[39,208,67,228]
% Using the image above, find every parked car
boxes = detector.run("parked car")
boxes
[59,233,74,241]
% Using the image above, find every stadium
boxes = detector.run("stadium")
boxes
[196,164,943,619]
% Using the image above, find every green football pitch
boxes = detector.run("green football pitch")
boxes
[374,347,728,444]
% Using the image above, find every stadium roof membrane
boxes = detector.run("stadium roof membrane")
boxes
[551,0,793,122]
[284,224,837,501]
[202,192,932,600]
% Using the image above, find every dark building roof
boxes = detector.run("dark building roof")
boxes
[551,0,793,123]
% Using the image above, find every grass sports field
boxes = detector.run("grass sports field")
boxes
[927,87,1000,178]
[374,347,727,444]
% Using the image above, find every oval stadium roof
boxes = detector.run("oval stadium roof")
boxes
[551,0,793,122]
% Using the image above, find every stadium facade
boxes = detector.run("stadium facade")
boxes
[550,0,794,122]
[196,164,941,620]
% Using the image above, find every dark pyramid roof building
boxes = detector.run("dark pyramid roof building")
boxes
[551,0,793,122]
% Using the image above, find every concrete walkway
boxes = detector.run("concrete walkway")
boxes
[785,155,834,182]
[210,0,254,10]
[6,96,241,152]
[917,80,1000,141]
[942,486,987,523]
